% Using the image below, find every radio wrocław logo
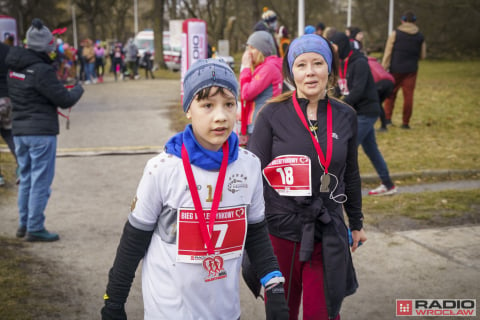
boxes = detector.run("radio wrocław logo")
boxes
[396,299,476,316]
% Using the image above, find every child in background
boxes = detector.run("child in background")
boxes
[142,50,155,79]
[101,58,289,320]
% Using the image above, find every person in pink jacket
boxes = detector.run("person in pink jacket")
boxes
[240,31,283,143]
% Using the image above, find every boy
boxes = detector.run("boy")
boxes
[142,50,155,79]
[101,59,289,320]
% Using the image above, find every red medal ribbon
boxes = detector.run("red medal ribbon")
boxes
[292,92,332,174]
[339,50,353,79]
[181,141,229,254]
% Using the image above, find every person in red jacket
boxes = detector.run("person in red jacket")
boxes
[239,30,283,146]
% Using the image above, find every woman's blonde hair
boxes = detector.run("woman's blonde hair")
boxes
[252,49,265,68]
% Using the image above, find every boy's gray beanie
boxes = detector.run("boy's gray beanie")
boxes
[182,58,238,112]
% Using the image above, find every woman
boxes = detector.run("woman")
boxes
[239,30,283,143]
[82,38,96,84]
[110,44,124,82]
[247,34,367,320]
[94,40,105,82]
[329,32,397,196]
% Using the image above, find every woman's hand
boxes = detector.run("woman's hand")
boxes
[241,50,252,69]
[351,228,367,252]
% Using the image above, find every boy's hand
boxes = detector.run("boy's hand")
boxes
[265,283,289,320]
[101,300,127,320]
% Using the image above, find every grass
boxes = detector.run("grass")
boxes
[0,238,69,320]
[362,189,480,231]
[0,152,17,192]
[358,60,480,176]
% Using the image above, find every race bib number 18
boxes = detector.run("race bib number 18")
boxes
[263,155,312,196]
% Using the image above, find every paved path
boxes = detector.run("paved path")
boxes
[1,78,478,319]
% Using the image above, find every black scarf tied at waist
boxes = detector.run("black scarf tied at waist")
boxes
[295,196,331,262]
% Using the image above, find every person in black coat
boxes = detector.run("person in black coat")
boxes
[0,37,16,186]
[382,11,426,128]
[246,34,365,320]
[6,18,84,242]
[142,50,154,79]
[330,32,397,196]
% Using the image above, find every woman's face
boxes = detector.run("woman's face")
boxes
[292,52,329,101]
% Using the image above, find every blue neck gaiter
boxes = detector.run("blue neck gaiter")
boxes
[165,124,239,170]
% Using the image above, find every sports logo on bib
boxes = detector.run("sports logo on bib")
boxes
[227,173,248,194]
[263,155,312,196]
[202,255,227,282]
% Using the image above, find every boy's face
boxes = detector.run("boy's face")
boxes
[186,86,237,151]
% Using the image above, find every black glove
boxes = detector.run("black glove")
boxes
[101,300,127,320]
[265,283,289,320]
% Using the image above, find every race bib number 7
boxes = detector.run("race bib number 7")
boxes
[177,205,247,263]
[262,155,312,196]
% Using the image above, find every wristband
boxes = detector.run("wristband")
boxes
[265,276,285,290]
[260,270,283,287]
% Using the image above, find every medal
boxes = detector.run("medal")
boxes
[182,142,230,282]
[202,255,227,282]
[320,173,330,193]
[292,93,333,194]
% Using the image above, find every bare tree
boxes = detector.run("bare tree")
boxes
[153,0,166,69]
[74,0,103,40]
[1,0,479,59]
[169,0,178,19]
[0,0,68,39]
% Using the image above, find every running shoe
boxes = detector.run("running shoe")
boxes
[368,184,398,196]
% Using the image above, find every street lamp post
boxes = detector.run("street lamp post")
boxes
[71,3,78,49]
[134,0,138,35]
[347,0,352,27]
[298,0,305,36]
[388,0,394,34]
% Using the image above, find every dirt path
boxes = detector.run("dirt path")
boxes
[1,77,478,319]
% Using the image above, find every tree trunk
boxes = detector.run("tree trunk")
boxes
[153,0,166,69]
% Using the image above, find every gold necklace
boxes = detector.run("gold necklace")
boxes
[307,118,319,136]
